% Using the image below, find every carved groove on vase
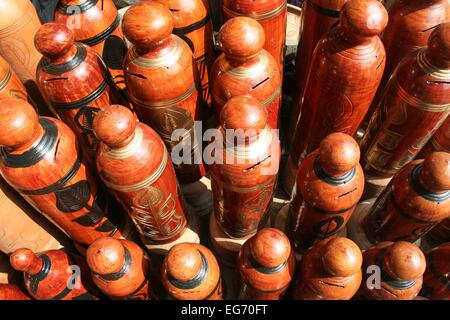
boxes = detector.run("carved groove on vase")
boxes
[219,51,269,79]
[0,67,12,91]
[223,1,287,21]
[128,37,184,69]
[416,48,450,80]
[133,83,196,108]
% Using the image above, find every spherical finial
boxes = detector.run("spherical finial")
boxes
[319,132,360,177]
[86,237,126,275]
[340,0,388,39]
[420,152,450,193]
[166,243,202,282]
[122,2,174,51]
[93,105,137,148]
[249,228,291,268]
[10,248,39,273]
[322,237,363,277]
[427,22,450,65]
[218,17,265,61]
[34,22,75,59]
[0,98,39,149]
[382,242,426,281]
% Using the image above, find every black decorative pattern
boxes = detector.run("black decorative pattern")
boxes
[79,15,120,47]
[169,251,208,289]
[27,254,52,294]
[96,247,132,281]
[57,0,98,14]
[0,118,57,168]
[52,80,108,110]
[314,157,356,186]
[248,251,287,275]
[173,15,210,35]
[40,44,87,75]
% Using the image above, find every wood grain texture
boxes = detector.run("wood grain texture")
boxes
[123,1,206,185]
[420,243,450,300]
[238,228,295,300]
[161,243,222,300]
[222,0,287,74]
[210,17,281,129]
[10,248,100,300]
[293,237,362,300]
[357,241,425,300]
[361,22,450,178]
[418,116,450,158]
[86,237,152,299]
[209,96,280,238]
[0,55,30,103]
[363,153,450,243]
[35,23,124,161]
[290,0,387,167]
[93,105,188,245]
[0,98,123,247]
[0,284,31,300]
[54,0,127,90]
[289,133,364,251]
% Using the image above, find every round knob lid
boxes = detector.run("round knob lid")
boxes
[122,1,174,51]
[35,22,75,59]
[249,228,291,269]
[340,0,388,39]
[86,237,126,275]
[93,105,137,148]
[322,237,362,277]
[218,17,265,61]
[427,22,450,65]
[10,248,41,275]
[319,132,360,177]
[0,98,39,149]
[166,243,203,282]
[382,242,426,281]
[419,151,450,193]
[220,95,268,143]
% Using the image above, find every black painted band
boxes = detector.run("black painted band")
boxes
[79,15,120,47]
[173,15,210,35]
[52,80,108,110]
[169,251,208,290]
[19,146,83,196]
[314,157,356,186]
[28,254,52,294]
[0,118,58,168]
[307,0,341,18]
[96,247,132,281]
[410,164,450,202]
[376,249,417,290]
[249,251,287,275]
[40,44,87,75]
[57,0,98,14]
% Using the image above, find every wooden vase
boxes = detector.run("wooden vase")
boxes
[86,237,152,300]
[418,116,450,158]
[361,22,450,180]
[0,284,31,300]
[54,0,127,91]
[237,228,295,300]
[10,248,100,300]
[357,241,426,300]
[122,1,206,185]
[0,55,29,103]
[288,133,364,252]
[366,0,450,124]
[0,98,123,249]
[292,237,362,300]
[93,105,191,248]
[222,0,287,75]
[355,152,450,245]
[420,243,450,300]
[426,218,450,244]
[210,17,281,129]
[161,243,222,300]
[35,22,124,161]
[209,96,280,238]
[157,0,215,108]
[287,0,388,191]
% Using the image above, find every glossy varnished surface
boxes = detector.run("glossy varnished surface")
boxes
[290,0,387,165]
[210,17,281,129]
[122,1,205,185]
[0,55,29,102]
[0,98,122,247]
[358,241,426,300]
[420,243,450,300]
[419,117,450,157]
[93,105,188,245]
[289,133,364,251]
[0,284,30,300]
[361,23,450,178]
[35,23,123,160]
[161,243,222,300]
[209,96,280,237]
[238,228,295,300]
[293,237,362,300]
